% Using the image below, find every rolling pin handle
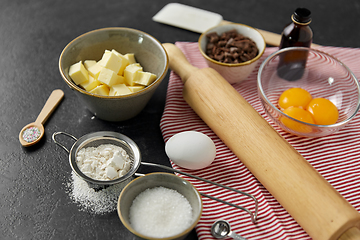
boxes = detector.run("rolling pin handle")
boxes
[162,43,199,84]
[338,227,360,240]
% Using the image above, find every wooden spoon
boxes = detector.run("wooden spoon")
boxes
[19,89,64,147]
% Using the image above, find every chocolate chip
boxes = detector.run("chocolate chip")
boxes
[205,29,259,64]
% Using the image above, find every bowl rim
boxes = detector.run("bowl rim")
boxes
[58,27,169,99]
[257,46,360,129]
[198,23,266,67]
[117,172,203,240]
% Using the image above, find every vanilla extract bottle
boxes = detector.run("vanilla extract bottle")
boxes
[277,8,313,81]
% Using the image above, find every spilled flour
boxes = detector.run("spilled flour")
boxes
[65,171,124,214]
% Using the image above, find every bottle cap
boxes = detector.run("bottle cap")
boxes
[292,8,311,24]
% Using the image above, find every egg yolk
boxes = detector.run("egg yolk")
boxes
[307,98,339,125]
[278,87,312,110]
[281,106,315,133]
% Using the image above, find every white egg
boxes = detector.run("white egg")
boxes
[165,131,216,170]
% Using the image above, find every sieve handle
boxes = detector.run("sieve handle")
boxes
[140,161,258,224]
[52,131,78,153]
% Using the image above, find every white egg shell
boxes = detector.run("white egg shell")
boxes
[165,131,216,170]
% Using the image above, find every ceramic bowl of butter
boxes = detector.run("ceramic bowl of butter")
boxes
[198,23,266,84]
[258,47,360,138]
[59,27,168,122]
[117,172,202,240]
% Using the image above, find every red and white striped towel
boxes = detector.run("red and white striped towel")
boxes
[160,42,360,240]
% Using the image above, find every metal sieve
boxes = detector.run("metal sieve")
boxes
[52,131,141,191]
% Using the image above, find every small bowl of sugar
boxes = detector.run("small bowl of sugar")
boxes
[117,172,203,240]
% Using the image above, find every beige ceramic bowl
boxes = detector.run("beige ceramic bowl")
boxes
[59,27,168,122]
[117,172,203,240]
[198,23,265,84]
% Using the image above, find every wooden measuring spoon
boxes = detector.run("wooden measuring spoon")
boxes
[19,89,64,147]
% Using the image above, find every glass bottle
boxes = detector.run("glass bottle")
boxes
[277,8,313,81]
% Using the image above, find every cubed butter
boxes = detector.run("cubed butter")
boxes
[116,75,125,84]
[134,71,157,86]
[98,50,122,74]
[128,85,145,93]
[69,61,89,85]
[87,62,103,78]
[84,60,97,70]
[97,50,110,66]
[98,68,123,86]
[124,53,136,64]
[89,84,109,96]
[111,49,130,75]
[124,63,143,86]
[79,75,101,91]
[109,84,132,96]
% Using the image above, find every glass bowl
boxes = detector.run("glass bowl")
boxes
[257,47,360,138]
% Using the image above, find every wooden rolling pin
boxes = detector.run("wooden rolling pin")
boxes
[162,43,360,240]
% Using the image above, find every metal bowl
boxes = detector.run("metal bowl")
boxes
[52,131,141,190]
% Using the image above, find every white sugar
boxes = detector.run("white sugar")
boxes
[65,171,124,214]
[129,187,193,238]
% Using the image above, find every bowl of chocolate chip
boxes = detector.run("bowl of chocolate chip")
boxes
[198,23,266,84]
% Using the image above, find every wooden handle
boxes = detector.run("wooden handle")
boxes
[219,20,321,48]
[162,43,360,240]
[339,227,360,240]
[163,43,198,84]
[35,89,64,125]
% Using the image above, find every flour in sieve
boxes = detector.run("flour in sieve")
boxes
[65,171,124,214]
[76,144,131,181]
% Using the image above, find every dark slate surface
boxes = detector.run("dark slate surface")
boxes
[1,1,360,239]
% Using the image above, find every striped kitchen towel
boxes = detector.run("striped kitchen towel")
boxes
[160,42,360,240]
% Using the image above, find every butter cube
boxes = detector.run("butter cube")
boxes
[99,50,122,74]
[124,63,143,86]
[98,68,123,86]
[134,71,157,86]
[128,85,145,93]
[69,61,89,85]
[79,75,101,91]
[87,62,103,78]
[97,50,110,66]
[84,60,97,70]
[111,49,130,75]
[124,53,136,64]
[116,75,125,84]
[109,84,132,96]
[89,84,109,96]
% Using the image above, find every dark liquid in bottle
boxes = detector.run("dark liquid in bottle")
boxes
[277,8,313,81]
